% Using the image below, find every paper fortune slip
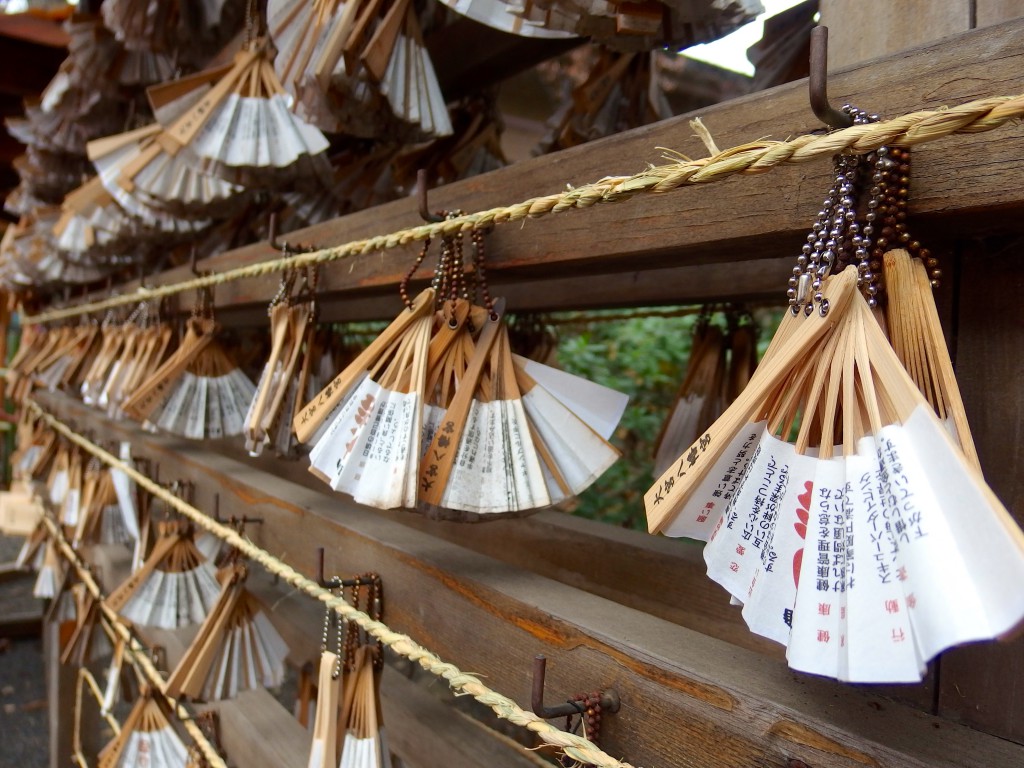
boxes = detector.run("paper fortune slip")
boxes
[647,266,1024,683]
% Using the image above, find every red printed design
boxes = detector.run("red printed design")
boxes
[792,481,813,588]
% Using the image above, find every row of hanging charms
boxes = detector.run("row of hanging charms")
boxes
[645,105,1024,684]
[308,574,389,768]
[14,423,291,708]
[292,222,629,521]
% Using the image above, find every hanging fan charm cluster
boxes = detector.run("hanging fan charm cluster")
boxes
[646,124,1024,681]
[268,0,453,140]
[295,224,627,520]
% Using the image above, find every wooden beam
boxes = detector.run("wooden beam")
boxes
[34,390,1024,768]
[426,19,582,103]
[60,18,1024,317]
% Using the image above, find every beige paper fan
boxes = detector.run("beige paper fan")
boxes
[165,564,290,701]
[107,521,221,629]
[97,689,191,768]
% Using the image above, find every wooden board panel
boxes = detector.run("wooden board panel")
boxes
[34,391,1024,768]
[57,19,1024,319]
[820,1,970,68]
[937,238,1024,742]
[198,689,311,768]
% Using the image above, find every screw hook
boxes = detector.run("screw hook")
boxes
[809,27,854,130]
[531,655,620,720]
[417,169,445,223]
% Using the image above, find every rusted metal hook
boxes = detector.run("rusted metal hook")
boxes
[417,169,445,223]
[531,655,620,719]
[809,26,854,130]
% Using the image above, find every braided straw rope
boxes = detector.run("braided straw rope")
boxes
[24,93,1024,325]
[28,400,637,768]
[41,514,229,768]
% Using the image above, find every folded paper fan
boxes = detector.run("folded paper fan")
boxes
[338,645,392,768]
[653,322,725,477]
[268,0,452,139]
[121,316,256,439]
[307,650,342,768]
[88,125,223,230]
[416,302,624,518]
[61,587,114,666]
[73,463,137,548]
[17,522,48,572]
[107,521,221,629]
[97,689,191,768]
[433,0,574,39]
[98,320,175,419]
[54,176,140,260]
[244,282,314,455]
[646,266,1024,682]
[33,540,64,600]
[144,46,331,186]
[165,564,289,701]
[302,288,435,510]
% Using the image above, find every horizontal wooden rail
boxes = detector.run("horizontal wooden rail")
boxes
[35,390,1024,768]
[47,18,1024,322]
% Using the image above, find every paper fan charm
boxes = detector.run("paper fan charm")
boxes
[97,689,191,768]
[338,645,392,768]
[147,44,331,186]
[72,462,138,548]
[296,228,626,518]
[244,270,315,456]
[165,563,289,701]
[61,587,114,666]
[648,265,1024,682]
[87,125,219,233]
[121,302,257,439]
[107,520,221,629]
[268,0,453,139]
[33,540,64,600]
[54,176,137,261]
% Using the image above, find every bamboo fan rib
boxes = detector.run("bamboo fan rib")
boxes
[61,588,114,666]
[268,0,453,139]
[646,266,1024,683]
[882,248,980,470]
[107,522,221,629]
[165,565,289,701]
[97,690,191,768]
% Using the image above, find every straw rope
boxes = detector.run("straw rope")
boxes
[28,399,638,768]
[41,514,229,768]
[23,93,1024,325]
[73,667,121,768]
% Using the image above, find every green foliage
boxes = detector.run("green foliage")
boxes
[553,308,780,530]
[554,312,699,529]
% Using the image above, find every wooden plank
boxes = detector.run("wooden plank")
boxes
[244,570,555,768]
[57,18,1024,317]
[938,238,1024,743]
[820,0,970,68]
[34,390,1024,768]
[976,0,1023,26]
[198,689,310,768]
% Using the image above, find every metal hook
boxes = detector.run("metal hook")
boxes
[190,246,201,276]
[809,27,854,130]
[531,655,620,720]
[267,211,320,254]
[417,169,444,223]
[314,547,383,592]
[210,494,263,526]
